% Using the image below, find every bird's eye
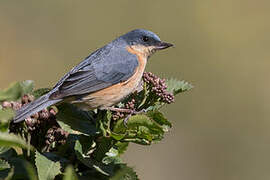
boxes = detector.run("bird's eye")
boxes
[142,36,149,42]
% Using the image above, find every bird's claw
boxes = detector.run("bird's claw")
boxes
[123,114,132,127]
[104,107,146,127]
[123,109,146,127]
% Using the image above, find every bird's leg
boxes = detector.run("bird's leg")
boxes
[122,109,146,125]
[123,114,132,126]
[104,107,133,114]
[103,107,146,126]
[104,107,146,114]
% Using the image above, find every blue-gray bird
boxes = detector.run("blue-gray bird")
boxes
[13,29,173,123]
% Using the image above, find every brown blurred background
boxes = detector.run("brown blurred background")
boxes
[1,0,270,179]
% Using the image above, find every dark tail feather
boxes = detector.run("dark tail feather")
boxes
[13,93,61,123]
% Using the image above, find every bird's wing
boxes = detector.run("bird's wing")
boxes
[50,45,138,99]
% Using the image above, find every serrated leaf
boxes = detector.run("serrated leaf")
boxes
[166,79,193,95]
[63,165,78,180]
[113,114,164,145]
[0,132,33,151]
[56,103,97,136]
[147,111,172,132]
[0,80,34,101]
[110,164,138,180]
[35,151,61,180]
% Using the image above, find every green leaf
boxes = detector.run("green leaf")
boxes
[0,159,10,170]
[78,170,108,180]
[23,161,38,180]
[57,121,78,135]
[110,164,138,180]
[0,147,17,159]
[35,151,61,180]
[114,114,162,134]
[42,152,69,167]
[166,79,193,95]
[8,157,38,180]
[92,137,113,162]
[74,140,113,176]
[147,111,172,132]
[20,80,35,95]
[0,108,14,122]
[32,88,51,98]
[102,147,122,165]
[0,132,33,151]
[63,165,78,180]
[0,80,34,101]
[56,103,97,136]
[106,148,120,159]
[0,108,14,132]
[114,142,129,155]
[0,167,13,180]
[110,132,126,141]
[97,111,111,137]
[104,111,112,129]
[113,114,164,145]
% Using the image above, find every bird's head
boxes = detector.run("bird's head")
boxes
[120,29,173,57]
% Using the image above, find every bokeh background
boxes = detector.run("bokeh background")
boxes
[1,0,270,179]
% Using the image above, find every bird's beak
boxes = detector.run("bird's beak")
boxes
[154,41,174,50]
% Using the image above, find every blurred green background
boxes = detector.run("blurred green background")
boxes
[1,0,270,179]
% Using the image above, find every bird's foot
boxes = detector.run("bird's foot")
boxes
[104,107,146,126]
[123,109,146,126]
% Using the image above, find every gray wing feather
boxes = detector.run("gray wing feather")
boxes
[50,43,138,99]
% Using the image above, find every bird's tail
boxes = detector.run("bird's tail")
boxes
[13,93,61,123]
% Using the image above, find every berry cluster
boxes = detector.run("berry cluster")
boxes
[125,98,136,110]
[143,72,174,104]
[112,111,125,121]
[2,94,68,151]
[2,100,22,111]
[45,126,69,147]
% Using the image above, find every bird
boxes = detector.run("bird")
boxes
[13,29,173,123]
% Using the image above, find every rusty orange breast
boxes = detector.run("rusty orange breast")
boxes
[72,46,148,109]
